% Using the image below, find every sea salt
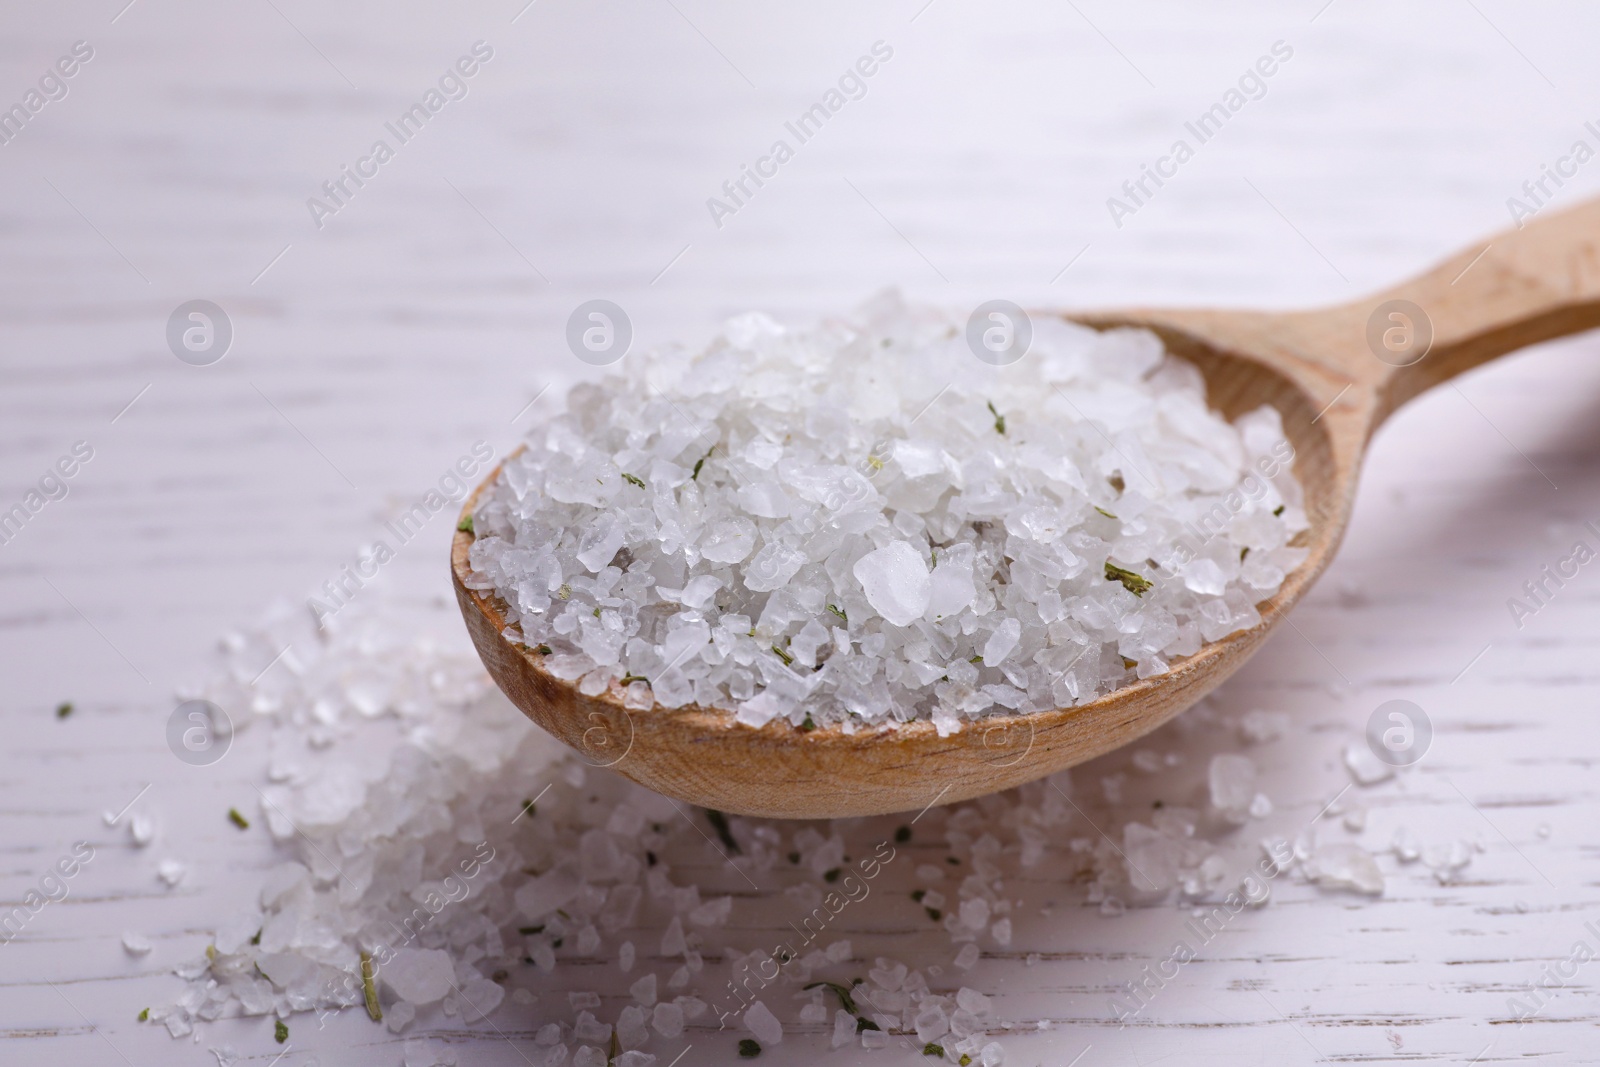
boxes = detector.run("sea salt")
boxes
[382,949,456,1006]
[155,578,1427,1063]
[466,293,1308,729]
[1304,843,1385,896]
[744,1000,783,1045]
[1207,754,1256,823]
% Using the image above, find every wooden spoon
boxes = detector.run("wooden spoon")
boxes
[453,198,1600,819]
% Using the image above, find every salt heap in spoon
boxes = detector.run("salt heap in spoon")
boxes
[464,292,1308,732]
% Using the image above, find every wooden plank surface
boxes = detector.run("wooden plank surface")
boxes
[4,0,1600,1063]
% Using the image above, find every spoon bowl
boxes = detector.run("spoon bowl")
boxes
[454,198,1600,818]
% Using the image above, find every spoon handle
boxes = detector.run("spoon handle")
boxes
[1328,195,1600,422]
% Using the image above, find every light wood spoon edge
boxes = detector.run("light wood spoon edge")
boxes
[453,197,1600,819]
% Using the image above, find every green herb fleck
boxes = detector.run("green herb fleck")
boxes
[986,400,1006,435]
[360,951,381,1022]
[692,445,716,481]
[771,644,794,666]
[960,1055,973,1066]
[535,644,553,655]
[137,1008,149,1022]
[923,1043,946,1057]
[1104,561,1153,596]
[969,654,983,663]
[805,980,861,1016]
[705,809,741,854]
[947,856,960,865]
[1273,504,1285,516]
[827,604,847,624]
[823,867,841,883]
[593,607,601,617]
[856,1017,882,1034]
[622,472,646,489]
[787,851,801,864]
[799,715,816,732]
[621,674,648,686]
[1093,506,1117,520]
[1240,546,1249,561]
[518,925,545,935]
[250,928,261,946]
[519,798,537,820]
[609,1030,622,1065]
[227,807,250,830]
[895,825,912,844]
[557,584,572,600]
[552,937,564,948]
[926,906,943,922]
[274,1019,288,1044]
[738,1038,762,1058]
[911,889,926,902]
[1122,656,1138,670]
[456,515,474,534]
[55,701,73,719]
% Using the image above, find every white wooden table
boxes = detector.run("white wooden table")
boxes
[5,0,1600,1063]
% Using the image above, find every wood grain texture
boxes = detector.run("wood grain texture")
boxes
[6,0,1600,1063]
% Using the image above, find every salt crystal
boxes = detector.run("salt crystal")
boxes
[981,618,1022,666]
[1207,754,1256,822]
[574,1011,611,1044]
[617,1005,650,1049]
[1343,743,1395,786]
[130,813,156,847]
[386,1000,416,1033]
[157,860,187,887]
[619,940,636,971]
[831,1009,855,1048]
[915,1003,949,1042]
[630,972,657,1006]
[651,1000,684,1038]
[1304,843,1385,895]
[956,987,992,1015]
[381,948,456,1006]
[458,977,505,1022]
[122,932,152,956]
[1237,709,1290,744]
[854,542,932,627]
[954,943,981,970]
[744,1000,783,1045]
[1391,827,1422,863]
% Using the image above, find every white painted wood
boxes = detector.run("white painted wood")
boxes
[4,0,1600,1063]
